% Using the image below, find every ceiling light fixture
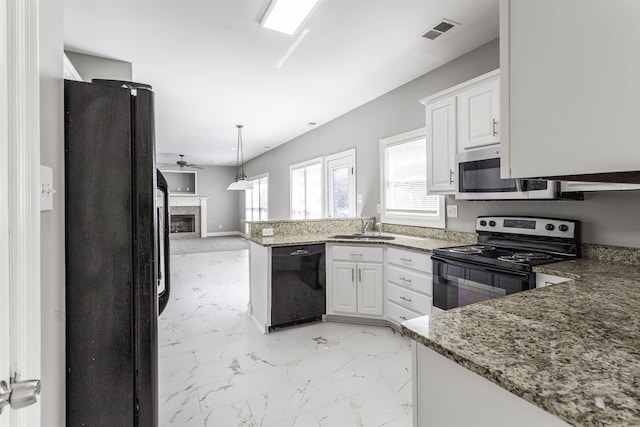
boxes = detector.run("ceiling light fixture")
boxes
[260,0,320,36]
[227,125,253,191]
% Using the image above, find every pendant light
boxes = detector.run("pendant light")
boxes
[227,125,253,190]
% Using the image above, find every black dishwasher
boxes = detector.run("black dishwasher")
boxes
[271,244,326,330]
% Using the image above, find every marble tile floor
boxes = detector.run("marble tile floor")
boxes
[159,248,413,427]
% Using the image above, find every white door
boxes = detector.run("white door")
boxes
[357,262,383,316]
[325,150,356,218]
[0,6,11,418]
[1,0,42,425]
[331,262,357,314]
[0,0,11,424]
[458,78,500,150]
[426,97,457,194]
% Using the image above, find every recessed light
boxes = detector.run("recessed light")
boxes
[260,0,320,36]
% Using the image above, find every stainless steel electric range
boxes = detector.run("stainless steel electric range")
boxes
[432,216,581,311]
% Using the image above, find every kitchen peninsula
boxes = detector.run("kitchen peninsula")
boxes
[402,259,640,427]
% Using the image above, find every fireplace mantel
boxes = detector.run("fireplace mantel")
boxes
[170,197,208,238]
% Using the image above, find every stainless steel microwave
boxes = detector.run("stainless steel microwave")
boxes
[455,146,559,200]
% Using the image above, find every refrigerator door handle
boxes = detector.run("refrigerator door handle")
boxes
[157,170,171,315]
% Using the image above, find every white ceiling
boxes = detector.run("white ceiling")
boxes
[64,0,499,167]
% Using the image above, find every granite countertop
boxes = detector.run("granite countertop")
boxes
[249,232,463,253]
[402,259,640,427]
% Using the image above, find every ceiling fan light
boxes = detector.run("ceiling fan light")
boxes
[260,0,320,36]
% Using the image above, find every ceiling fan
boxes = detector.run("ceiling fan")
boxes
[174,154,202,170]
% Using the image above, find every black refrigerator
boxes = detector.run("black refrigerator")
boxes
[65,79,170,426]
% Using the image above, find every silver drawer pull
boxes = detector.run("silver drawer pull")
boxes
[350,253,363,257]
[400,257,412,262]
[399,316,408,321]
[400,296,412,303]
[399,277,412,283]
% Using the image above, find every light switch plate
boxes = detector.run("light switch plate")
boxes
[40,165,54,212]
[446,205,458,218]
[262,228,274,237]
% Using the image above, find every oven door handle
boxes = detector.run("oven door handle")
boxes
[431,254,533,279]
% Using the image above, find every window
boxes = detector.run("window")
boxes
[325,149,356,218]
[290,158,323,219]
[245,174,268,222]
[380,128,444,228]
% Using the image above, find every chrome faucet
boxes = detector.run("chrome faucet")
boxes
[361,219,373,234]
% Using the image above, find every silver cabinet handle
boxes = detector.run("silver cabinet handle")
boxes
[400,296,412,303]
[0,379,41,414]
[492,119,498,137]
[399,277,412,283]
[350,253,363,257]
[449,169,454,184]
[359,268,362,282]
[351,268,354,282]
[399,258,412,262]
[399,315,408,321]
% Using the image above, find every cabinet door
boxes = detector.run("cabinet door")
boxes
[331,261,357,314]
[426,97,456,194]
[357,262,383,317]
[458,78,499,151]
[501,1,640,178]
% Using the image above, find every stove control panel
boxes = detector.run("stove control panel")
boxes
[476,216,577,238]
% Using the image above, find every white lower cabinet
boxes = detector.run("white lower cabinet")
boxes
[328,245,384,318]
[328,245,434,326]
[385,247,432,327]
[413,343,571,426]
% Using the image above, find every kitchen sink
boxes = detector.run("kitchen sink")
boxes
[330,234,396,241]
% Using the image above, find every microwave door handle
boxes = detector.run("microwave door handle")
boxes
[157,170,171,316]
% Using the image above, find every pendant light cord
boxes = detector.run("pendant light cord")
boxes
[236,124,245,181]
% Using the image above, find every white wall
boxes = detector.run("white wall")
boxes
[39,0,65,425]
[243,37,640,248]
[64,50,133,82]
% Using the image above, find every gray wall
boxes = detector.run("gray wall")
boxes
[65,50,133,81]
[193,165,241,234]
[40,0,65,424]
[244,37,640,248]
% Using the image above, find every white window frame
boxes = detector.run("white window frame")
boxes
[244,173,269,235]
[324,148,356,218]
[380,128,445,228]
[290,157,324,219]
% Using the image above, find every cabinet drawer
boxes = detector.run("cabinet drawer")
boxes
[387,282,431,314]
[387,248,431,273]
[387,300,426,326]
[332,245,383,262]
[387,265,432,295]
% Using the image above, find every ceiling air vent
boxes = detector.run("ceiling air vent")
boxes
[421,19,459,40]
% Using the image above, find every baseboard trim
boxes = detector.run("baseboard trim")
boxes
[202,231,244,238]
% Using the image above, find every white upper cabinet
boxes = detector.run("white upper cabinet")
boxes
[421,70,500,195]
[458,77,500,150]
[425,97,457,194]
[500,0,640,180]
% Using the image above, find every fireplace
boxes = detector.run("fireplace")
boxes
[169,205,201,239]
[171,214,195,233]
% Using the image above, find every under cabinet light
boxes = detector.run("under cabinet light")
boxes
[260,0,320,36]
